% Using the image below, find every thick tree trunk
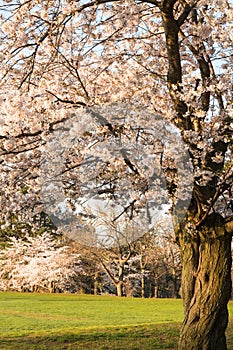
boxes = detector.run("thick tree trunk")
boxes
[178,214,232,350]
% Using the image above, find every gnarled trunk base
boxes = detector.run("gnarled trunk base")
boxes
[178,214,232,350]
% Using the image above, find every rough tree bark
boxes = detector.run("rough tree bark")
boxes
[160,1,233,348]
[177,213,232,350]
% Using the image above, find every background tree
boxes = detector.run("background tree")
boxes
[0,233,84,293]
[90,223,137,297]
[136,230,181,298]
[0,1,232,349]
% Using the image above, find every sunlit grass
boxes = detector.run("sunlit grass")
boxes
[0,292,232,349]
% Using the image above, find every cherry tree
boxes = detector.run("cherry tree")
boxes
[0,1,233,349]
[0,233,83,293]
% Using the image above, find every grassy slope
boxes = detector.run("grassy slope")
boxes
[0,292,232,349]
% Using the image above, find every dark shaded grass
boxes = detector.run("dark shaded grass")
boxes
[1,322,233,350]
[0,323,181,350]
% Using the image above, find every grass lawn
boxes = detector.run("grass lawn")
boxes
[0,292,232,349]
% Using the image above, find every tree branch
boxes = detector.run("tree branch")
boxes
[161,4,191,129]
[177,1,200,26]
[46,90,86,107]
[112,200,136,222]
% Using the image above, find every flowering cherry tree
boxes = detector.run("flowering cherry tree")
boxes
[0,233,83,293]
[0,1,233,349]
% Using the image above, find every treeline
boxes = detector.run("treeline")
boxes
[0,230,182,298]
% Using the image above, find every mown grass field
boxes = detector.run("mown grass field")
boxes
[0,292,232,350]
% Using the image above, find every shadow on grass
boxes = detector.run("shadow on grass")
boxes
[1,321,233,350]
[0,324,180,350]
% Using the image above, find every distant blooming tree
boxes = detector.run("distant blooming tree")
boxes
[0,233,83,293]
[0,1,232,349]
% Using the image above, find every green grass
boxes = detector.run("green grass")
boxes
[0,292,232,349]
